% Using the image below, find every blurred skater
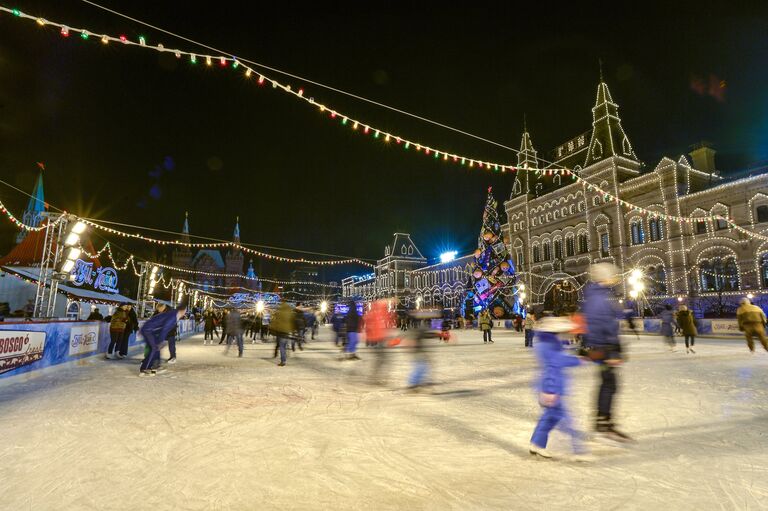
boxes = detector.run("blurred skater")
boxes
[139,299,187,376]
[225,308,244,358]
[676,305,697,354]
[736,297,768,353]
[659,304,678,352]
[529,317,590,461]
[524,310,536,347]
[343,300,361,361]
[406,310,440,390]
[271,302,294,366]
[582,263,633,444]
[152,303,178,364]
[365,299,392,384]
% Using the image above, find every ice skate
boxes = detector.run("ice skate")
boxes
[154,366,168,374]
[167,357,177,364]
[139,370,155,377]
[689,347,695,353]
[529,444,553,459]
[569,452,595,463]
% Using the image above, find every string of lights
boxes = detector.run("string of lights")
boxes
[79,218,373,267]
[0,198,66,231]
[5,5,768,242]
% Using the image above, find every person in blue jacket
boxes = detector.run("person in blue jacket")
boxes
[139,298,187,376]
[529,316,588,460]
[582,263,633,443]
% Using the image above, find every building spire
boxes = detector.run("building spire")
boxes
[233,216,241,242]
[16,167,46,244]
[584,76,638,164]
[513,123,538,197]
[598,58,604,82]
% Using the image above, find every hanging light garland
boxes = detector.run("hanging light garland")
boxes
[3,5,768,240]
[0,198,66,231]
[79,218,374,267]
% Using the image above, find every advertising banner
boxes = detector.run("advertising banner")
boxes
[0,330,47,375]
[69,324,100,356]
[710,320,741,335]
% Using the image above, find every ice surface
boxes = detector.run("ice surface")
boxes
[1,328,767,510]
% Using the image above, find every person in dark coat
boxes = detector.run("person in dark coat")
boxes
[676,305,697,353]
[343,301,362,360]
[292,308,306,352]
[659,304,678,351]
[139,300,187,375]
[153,303,178,364]
[203,310,217,344]
[582,263,633,443]
[225,308,244,357]
[87,307,103,321]
[119,304,139,358]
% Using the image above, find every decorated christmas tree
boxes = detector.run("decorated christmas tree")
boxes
[467,187,517,317]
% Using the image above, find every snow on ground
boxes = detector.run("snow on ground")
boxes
[2,327,768,510]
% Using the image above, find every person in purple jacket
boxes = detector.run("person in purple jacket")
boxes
[529,316,590,461]
[139,299,187,376]
[582,263,633,443]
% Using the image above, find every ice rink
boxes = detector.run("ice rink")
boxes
[2,327,768,510]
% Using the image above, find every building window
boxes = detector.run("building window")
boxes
[649,218,664,241]
[695,220,707,234]
[715,218,728,230]
[543,242,551,261]
[600,233,610,257]
[578,202,585,212]
[578,233,588,254]
[700,256,739,291]
[757,205,768,223]
[593,196,600,207]
[533,246,540,263]
[630,220,644,245]
[761,253,768,288]
[554,239,563,260]
[566,236,575,257]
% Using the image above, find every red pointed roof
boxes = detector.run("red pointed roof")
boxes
[0,227,102,267]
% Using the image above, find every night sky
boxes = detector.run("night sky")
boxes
[1,1,767,282]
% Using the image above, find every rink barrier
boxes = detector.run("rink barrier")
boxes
[0,318,198,380]
[458,318,744,336]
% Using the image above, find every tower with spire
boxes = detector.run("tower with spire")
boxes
[513,116,538,197]
[584,76,638,165]
[16,168,46,244]
[224,216,245,287]
[171,211,193,270]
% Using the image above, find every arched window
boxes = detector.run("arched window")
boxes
[757,205,768,223]
[566,236,575,257]
[696,219,707,235]
[649,218,664,241]
[533,245,540,263]
[578,202,586,212]
[630,220,645,245]
[578,233,588,254]
[554,239,563,260]
[699,254,740,291]
[593,196,601,207]
[646,266,667,295]
[543,242,552,261]
[600,233,610,257]
[761,253,768,288]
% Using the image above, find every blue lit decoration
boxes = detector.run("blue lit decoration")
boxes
[467,188,517,316]
[227,292,280,305]
[334,302,364,316]
[70,259,119,294]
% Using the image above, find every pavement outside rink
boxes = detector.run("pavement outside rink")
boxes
[2,326,768,510]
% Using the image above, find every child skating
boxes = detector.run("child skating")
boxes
[529,316,591,461]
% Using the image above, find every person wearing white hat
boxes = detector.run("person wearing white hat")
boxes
[529,316,591,461]
[582,263,633,443]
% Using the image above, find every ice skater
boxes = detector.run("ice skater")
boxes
[343,300,361,360]
[736,297,768,353]
[529,317,590,461]
[406,310,439,391]
[224,307,244,358]
[676,305,697,353]
[582,263,633,444]
[479,309,493,344]
[271,302,294,366]
[659,304,678,352]
[139,299,187,376]
[365,299,392,384]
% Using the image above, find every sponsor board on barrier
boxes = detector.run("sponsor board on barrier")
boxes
[69,324,100,356]
[0,330,47,374]
[711,320,741,335]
